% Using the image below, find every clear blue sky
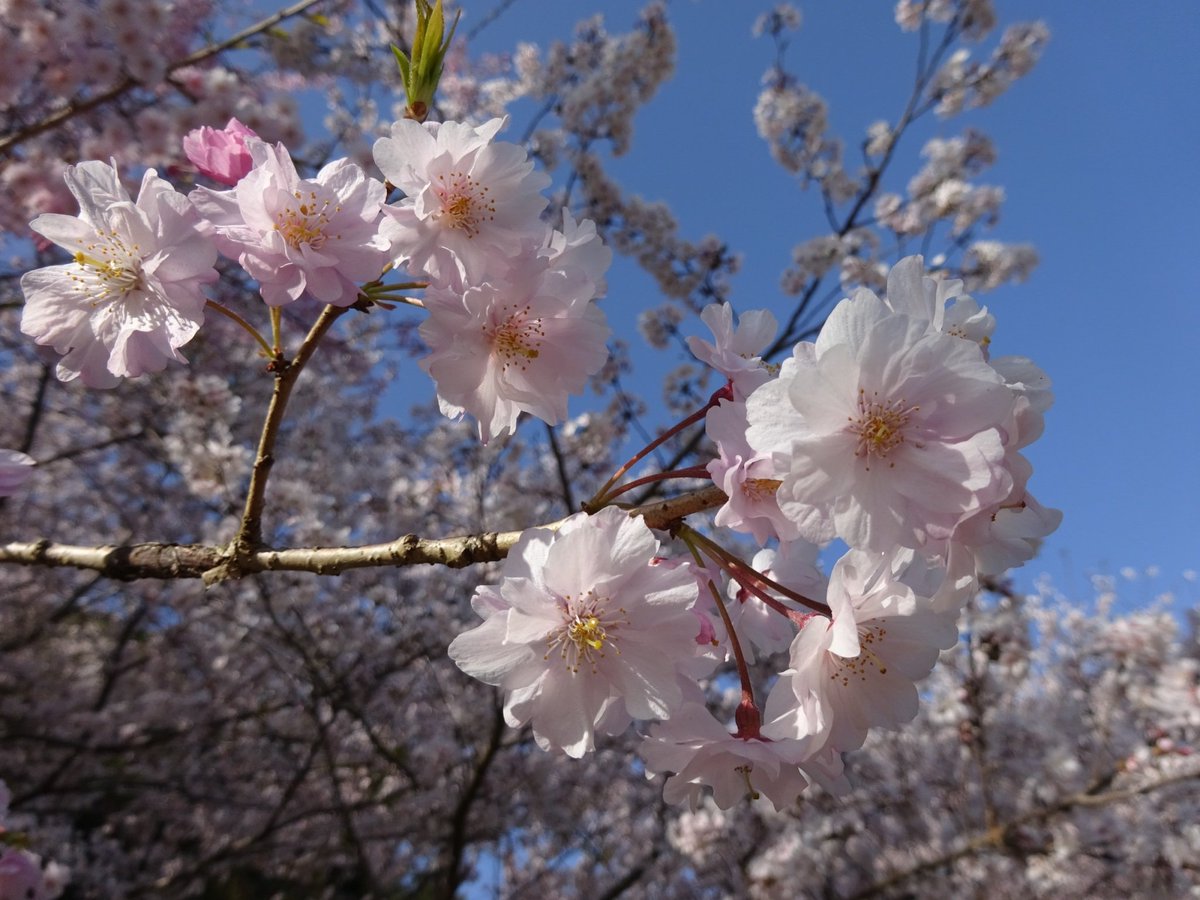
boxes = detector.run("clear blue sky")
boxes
[447,0,1200,609]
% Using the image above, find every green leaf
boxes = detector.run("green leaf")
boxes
[421,0,445,65]
[391,44,412,89]
[444,8,462,50]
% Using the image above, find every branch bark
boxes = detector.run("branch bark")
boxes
[0,486,727,583]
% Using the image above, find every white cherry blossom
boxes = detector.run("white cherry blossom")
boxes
[374,117,551,286]
[881,253,995,351]
[20,161,218,387]
[746,267,1016,552]
[448,507,705,758]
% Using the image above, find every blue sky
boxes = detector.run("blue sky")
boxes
[451,0,1199,608]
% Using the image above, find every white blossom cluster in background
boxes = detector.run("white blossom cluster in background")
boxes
[2,1,1195,898]
[0,780,67,899]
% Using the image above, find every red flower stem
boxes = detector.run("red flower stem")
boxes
[686,528,832,618]
[599,465,711,502]
[692,538,808,624]
[679,527,756,712]
[589,383,732,509]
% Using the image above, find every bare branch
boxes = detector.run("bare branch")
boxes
[233,304,347,557]
[0,486,728,582]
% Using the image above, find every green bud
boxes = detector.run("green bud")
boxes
[392,0,461,123]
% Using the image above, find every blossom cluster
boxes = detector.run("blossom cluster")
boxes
[0,780,67,899]
[449,254,1059,811]
[373,116,612,441]
[18,113,612,442]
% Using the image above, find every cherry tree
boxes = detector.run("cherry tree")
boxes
[0,1,1196,897]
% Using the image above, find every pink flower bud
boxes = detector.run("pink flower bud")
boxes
[182,118,259,186]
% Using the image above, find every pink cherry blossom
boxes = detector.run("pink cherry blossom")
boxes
[0,449,35,496]
[705,398,799,545]
[448,507,705,758]
[641,702,829,811]
[0,849,47,900]
[20,161,218,387]
[190,141,390,307]
[373,117,551,286]
[181,117,259,186]
[763,548,959,753]
[539,209,613,303]
[952,354,1060,572]
[686,302,777,399]
[419,252,610,443]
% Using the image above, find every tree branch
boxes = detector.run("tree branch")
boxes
[233,304,347,557]
[848,764,1200,900]
[0,486,728,583]
[0,0,329,156]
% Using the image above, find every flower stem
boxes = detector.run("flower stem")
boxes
[685,528,831,618]
[270,306,283,356]
[361,280,429,309]
[680,527,757,715]
[588,383,732,509]
[205,300,274,358]
[598,465,711,502]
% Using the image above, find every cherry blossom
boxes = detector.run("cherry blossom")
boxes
[373,117,551,286]
[0,850,48,900]
[705,398,799,545]
[418,252,610,442]
[764,548,959,753]
[746,264,1017,552]
[686,302,777,399]
[880,253,995,350]
[448,507,706,757]
[640,702,821,811]
[20,161,218,387]
[0,450,35,497]
[540,209,613,303]
[190,141,390,307]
